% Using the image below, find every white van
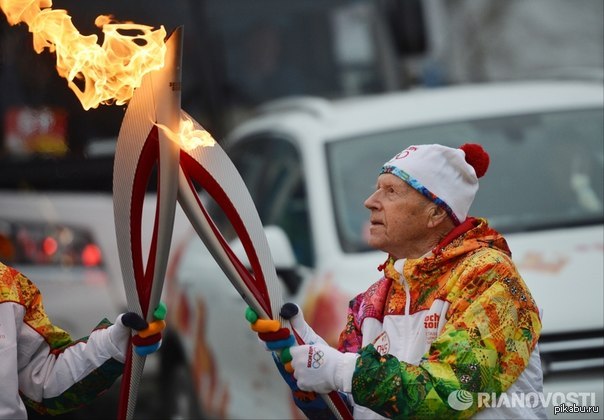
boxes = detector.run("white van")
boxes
[161,80,603,419]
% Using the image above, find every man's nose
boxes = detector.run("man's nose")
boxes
[364,191,379,210]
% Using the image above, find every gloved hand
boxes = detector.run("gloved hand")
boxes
[245,303,326,372]
[115,301,167,356]
[290,344,358,394]
[281,303,327,347]
[246,304,345,417]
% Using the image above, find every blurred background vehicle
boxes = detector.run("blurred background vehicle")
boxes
[162,80,603,419]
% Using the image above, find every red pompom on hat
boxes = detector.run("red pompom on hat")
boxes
[460,143,490,178]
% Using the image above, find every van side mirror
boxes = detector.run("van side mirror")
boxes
[229,225,303,295]
[263,225,297,268]
[265,226,303,295]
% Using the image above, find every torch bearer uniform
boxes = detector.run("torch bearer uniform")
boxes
[0,262,128,419]
[337,218,547,419]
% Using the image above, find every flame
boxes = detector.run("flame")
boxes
[1,0,167,110]
[156,115,216,152]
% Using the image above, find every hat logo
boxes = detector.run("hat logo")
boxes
[394,146,417,160]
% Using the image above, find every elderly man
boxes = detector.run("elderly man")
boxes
[249,143,545,419]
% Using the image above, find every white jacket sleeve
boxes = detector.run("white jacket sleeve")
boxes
[0,302,128,419]
[0,303,26,419]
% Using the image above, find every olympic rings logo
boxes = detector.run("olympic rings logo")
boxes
[306,347,326,369]
[311,349,325,369]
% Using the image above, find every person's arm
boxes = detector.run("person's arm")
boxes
[18,314,131,415]
[1,266,161,416]
[337,292,366,354]
[351,266,541,418]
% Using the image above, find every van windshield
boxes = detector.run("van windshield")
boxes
[327,108,604,252]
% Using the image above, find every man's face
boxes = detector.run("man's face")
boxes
[364,174,433,259]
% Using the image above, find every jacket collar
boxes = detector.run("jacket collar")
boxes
[379,217,511,284]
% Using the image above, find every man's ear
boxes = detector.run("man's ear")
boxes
[427,205,449,228]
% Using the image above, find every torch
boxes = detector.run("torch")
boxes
[176,116,353,419]
[112,27,182,420]
[113,28,352,419]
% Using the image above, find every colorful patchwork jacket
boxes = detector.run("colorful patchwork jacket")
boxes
[0,262,125,419]
[338,218,545,419]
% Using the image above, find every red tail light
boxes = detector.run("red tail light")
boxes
[0,221,103,267]
[82,243,102,267]
[42,236,58,256]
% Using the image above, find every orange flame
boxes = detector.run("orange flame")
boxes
[156,115,216,152]
[1,0,167,110]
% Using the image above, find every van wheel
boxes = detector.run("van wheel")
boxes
[163,363,203,419]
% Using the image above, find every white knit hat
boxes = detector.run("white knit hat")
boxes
[380,143,490,224]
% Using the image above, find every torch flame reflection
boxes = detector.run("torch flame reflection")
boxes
[156,115,216,152]
[1,0,167,110]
